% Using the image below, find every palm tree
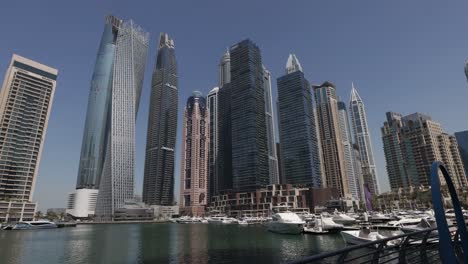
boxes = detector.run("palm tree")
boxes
[35,211,43,220]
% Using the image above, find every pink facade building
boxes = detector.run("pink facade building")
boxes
[180,91,209,216]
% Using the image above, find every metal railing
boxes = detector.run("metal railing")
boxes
[288,226,462,264]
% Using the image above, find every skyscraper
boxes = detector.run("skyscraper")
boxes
[277,54,321,186]
[143,33,178,206]
[207,87,219,200]
[0,54,58,202]
[263,66,279,184]
[313,81,350,197]
[94,16,149,219]
[349,84,379,194]
[180,92,209,216]
[219,50,231,87]
[338,101,360,200]
[382,112,467,190]
[230,39,269,192]
[455,131,468,178]
[215,51,233,194]
[0,54,57,222]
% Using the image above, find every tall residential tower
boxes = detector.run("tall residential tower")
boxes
[0,55,57,222]
[382,112,467,190]
[94,16,149,220]
[143,33,178,205]
[263,66,279,184]
[230,39,269,192]
[338,101,361,200]
[180,92,209,216]
[349,84,379,194]
[277,54,322,186]
[314,81,349,198]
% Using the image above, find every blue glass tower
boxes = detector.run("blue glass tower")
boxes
[277,54,322,186]
[230,39,269,192]
[75,16,119,189]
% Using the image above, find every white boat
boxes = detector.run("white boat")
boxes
[265,212,305,234]
[303,218,329,234]
[12,220,57,230]
[400,218,437,234]
[222,217,238,224]
[321,217,344,233]
[332,213,356,226]
[176,216,199,224]
[384,217,422,229]
[207,214,237,224]
[341,229,389,245]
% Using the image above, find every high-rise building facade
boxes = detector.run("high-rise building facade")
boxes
[337,101,360,200]
[143,33,178,206]
[313,81,350,197]
[0,54,58,202]
[230,39,269,192]
[215,51,233,194]
[219,50,231,87]
[277,54,321,186]
[349,84,379,194]
[217,83,233,192]
[263,66,279,184]
[180,92,209,216]
[455,131,468,177]
[382,112,468,190]
[75,16,120,191]
[207,87,219,200]
[94,16,149,219]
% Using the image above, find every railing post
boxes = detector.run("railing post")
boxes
[371,243,384,264]
[419,229,430,263]
[430,161,468,264]
[398,235,412,263]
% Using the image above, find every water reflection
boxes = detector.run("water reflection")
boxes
[0,223,346,264]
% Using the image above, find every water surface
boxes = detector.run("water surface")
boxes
[0,223,345,264]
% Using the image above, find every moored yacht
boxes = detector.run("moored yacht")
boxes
[265,212,305,234]
[12,220,57,230]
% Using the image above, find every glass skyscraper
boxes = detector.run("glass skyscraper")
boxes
[230,39,269,192]
[143,33,178,205]
[277,54,322,186]
[263,66,279,184]
[207,86,219,199]
[349,84,379,194]
[94,16,149,219]
[75,16,119,190]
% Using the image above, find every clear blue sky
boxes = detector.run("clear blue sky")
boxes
[1,0,467,210]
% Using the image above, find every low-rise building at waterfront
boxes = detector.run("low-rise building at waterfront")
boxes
[66,189,99,219]
[209,184,338,217]
[113,201,155,221]
[151,205,179,219]
[0,201,37,222]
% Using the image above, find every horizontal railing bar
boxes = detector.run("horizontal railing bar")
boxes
[287,226,448,264]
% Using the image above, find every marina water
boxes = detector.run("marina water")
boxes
[0,223,345,264]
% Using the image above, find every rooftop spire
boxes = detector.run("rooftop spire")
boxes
[159,32,175,49]
[285,54,303,74]
[350,82,363,103]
